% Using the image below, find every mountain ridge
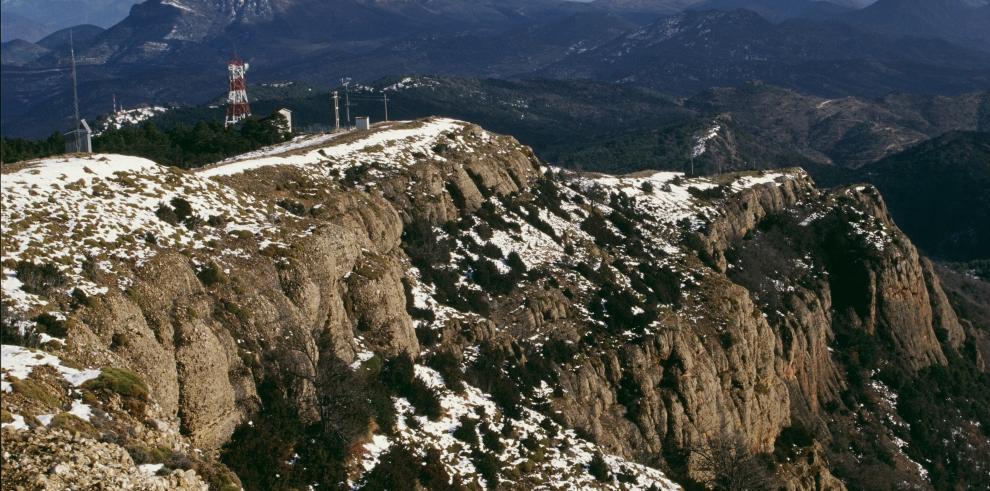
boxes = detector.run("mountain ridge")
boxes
[3,117,987,489]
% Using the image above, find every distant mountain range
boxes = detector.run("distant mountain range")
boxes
[0,0,139,42]
[841,0,990,52]
[539,8,990,96]
[3,0,990,137]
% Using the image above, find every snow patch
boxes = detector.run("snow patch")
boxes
[1,344,100,392]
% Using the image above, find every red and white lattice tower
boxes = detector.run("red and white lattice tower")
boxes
[224,57,251,127]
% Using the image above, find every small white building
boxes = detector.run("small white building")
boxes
[65,119,92,153]
[355,116,370,130]
[276,108,292,134]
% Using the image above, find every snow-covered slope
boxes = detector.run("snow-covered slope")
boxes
[1,153,288,316]
[199,118,464,178]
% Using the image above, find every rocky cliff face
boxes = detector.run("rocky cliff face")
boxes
[2,117,987,489]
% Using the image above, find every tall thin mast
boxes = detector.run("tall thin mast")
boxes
[70,30,81,151]
[341,78,351,127]
[332,90,340,131]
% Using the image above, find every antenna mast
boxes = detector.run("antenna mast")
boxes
[332,90,340,131]
[341,78,351,127]
[70,30,81,152]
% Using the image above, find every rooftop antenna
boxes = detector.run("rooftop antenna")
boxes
[70,30,82,152]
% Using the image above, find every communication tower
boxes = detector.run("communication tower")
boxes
[225,57,251,127]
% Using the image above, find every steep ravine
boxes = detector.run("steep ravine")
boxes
[2,118,987,490]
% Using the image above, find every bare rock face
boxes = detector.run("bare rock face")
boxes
[344,251,419,357]
[777,443,847,491]
[693,173,818,272]
[375,122,541,224]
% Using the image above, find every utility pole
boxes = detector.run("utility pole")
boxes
[69,29,81,152]
[332,90,340,131]
[383,92,389,122]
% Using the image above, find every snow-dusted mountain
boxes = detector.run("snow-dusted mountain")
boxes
[3,117,988,489]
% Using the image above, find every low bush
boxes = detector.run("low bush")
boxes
[34,313,67,338]
[0,303,28,345]
[155,203,179,225]
[481,424,505,453]
[480,242,504,259]
[70,288,90,307]
[470,448,501,488]
[126,443,174,465]
[196,262,224,287]
[382,355,443,420]
[427,351,464,392]
[581,212,621,248]
[589,453,611,482]
[15,260,67,295]
[83,367,149,400]
[361,445,455,491]
[453,416,480,446]
[490,378,522,419]
[50,412,97,436]
[11,377,60,407]
[171,197,192,221]
[687,185,727,200]
[506,252,526,276]
[276,198,307,216]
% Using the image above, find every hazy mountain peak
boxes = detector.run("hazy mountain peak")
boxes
[0,0,140,41]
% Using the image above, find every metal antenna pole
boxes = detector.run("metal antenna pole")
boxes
[341,79,351,127]
[383,92,388,122]
[332,90,340,131]
[70,30,81,152]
